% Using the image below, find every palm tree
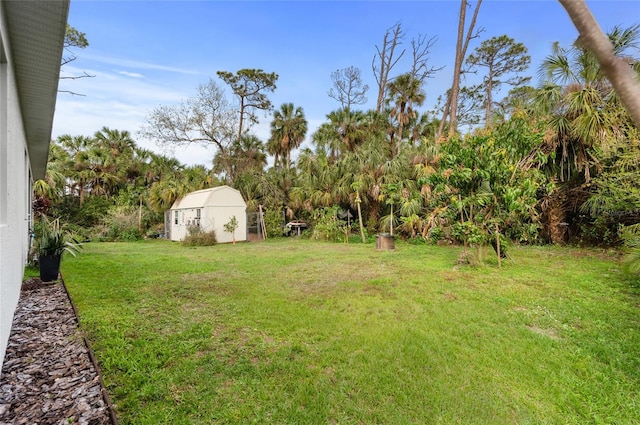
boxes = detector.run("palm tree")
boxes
[147,164,215,214]
[268,103,308,171]
[216,135,267,183]
[536,25,640,183]
[312,123,343,164]
[327,108,369,153]
[36,142,72,202]
[342,137,389,232]
[148,178,183,213]
[533,25,639,243]
[292,149,348,212]
[94,127,138,187]
[410,112,439,146]
[386,73,426,157]
[94,127,135,158]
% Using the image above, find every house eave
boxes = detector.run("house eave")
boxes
[3,0,69,180]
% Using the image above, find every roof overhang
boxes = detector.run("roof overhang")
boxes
[3,0,69,179]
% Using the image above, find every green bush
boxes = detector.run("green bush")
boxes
[181,225,217,246]
[621,224,640,277]
[264,208,285,238]
[97,205,143,242]
[426,226,444,244]
[311,207,349,242]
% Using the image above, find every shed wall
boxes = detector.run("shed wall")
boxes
[204,205,247,244]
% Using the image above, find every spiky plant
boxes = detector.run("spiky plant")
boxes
[621,223,640,275]
[37,217,82,257]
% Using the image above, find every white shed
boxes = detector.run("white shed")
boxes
[167,186,247,243]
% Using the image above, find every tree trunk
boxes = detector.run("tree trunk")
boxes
[238,103,245,141]
[439,0,483,140]
[356,195,366,243]
[559,0,640,126]
[375,30,390,114]
[485,66,493,125]
[448,0,468,139]
[436,96,451,141]
[373,23,405,114]
[396,113,405,156]
[138,197,143,231]
[495,223,501,268]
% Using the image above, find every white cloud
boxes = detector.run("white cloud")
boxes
[53,63,225,167]
[115,70,144,78]
[52,63,324,168]
[81,52,202,75]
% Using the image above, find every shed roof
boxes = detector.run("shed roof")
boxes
[171,185,246,210]
[3,1,69,180]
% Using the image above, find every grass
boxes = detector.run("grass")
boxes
[61,239,640,424]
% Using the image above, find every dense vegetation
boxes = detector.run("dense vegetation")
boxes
[36,24,640,267]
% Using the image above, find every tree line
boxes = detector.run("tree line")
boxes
[37,14,640,267]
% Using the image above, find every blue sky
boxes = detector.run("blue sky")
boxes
[53,0,640,166]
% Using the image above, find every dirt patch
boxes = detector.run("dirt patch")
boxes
[526,325,560,340]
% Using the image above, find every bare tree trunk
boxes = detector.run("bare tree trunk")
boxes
[559,0,640,126]
[373,22,406,114]
[436,96,451,141]
[356,194,366,243]
[485,66,493,125]
[438,0,483,140]
[238,103,245,141]
[138,197,143,231]
[448,0,468,139]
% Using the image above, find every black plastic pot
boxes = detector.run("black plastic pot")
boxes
[39,254,61,282]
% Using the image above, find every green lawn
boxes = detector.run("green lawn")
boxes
[62,239,640,424]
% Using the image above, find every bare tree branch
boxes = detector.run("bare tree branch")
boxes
[57,90,86,97]
[59,25,95,94]
[139,79,238,174]
[410,34,444,83]
[372,22,406,114]
[59,71,95,80]
[328,66,369,111]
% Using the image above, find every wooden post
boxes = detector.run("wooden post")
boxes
[495,223,501,269]
[259,205,267,240]
[356,193,366,243]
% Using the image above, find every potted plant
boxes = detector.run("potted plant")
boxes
[37,217,82,282]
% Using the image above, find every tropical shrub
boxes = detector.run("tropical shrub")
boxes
[264,208,286,238]
[621,224,640,276]
[98,205,143,241]
[423,117,548,246]
[181,225,217,246]
[311,206,349,242]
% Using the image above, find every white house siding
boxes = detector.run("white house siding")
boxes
[0,1,68,374]
[0,39,29,373]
